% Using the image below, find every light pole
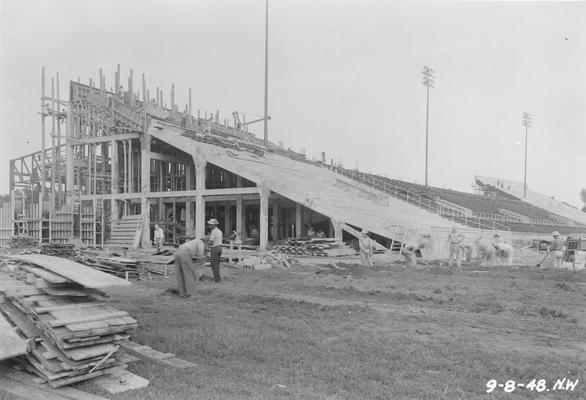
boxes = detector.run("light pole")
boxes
[263,0,269,147]
[422,66,435,186]
[521,112,532,198]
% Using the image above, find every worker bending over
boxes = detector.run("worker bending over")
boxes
[494,242,514,266]
[173,238,205,298]
[447,227,465,268]
[401,239,426,267]
[475,237,497,266]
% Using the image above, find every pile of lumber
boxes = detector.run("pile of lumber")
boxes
[83,256,139,279]
[272,238,342,257]
[236,251,294,270]
[40,242,79,259]
[0,254,136,388]
[8,235,38,249]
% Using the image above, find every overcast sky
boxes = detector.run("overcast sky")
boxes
[0,0,584,207]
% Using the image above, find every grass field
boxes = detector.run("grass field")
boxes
[64,257,586,400]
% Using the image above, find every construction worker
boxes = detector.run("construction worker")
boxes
[494,242,514,266]
[358,230,374,267]
[549,231,564,268]
[173,238,205,298]
[307,226,316,238]
[401,240,426,267]
[153,224,164,253]
[476,236,497,266]
[207,219,223,282]
[447,226,465,267]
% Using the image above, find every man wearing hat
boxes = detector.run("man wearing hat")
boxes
[549,231,564,268]
[207,219,223,282]
[358,229,374,267]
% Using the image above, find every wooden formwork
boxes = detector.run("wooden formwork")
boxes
[24,204,44,243]
[0,204,13,247]
[50,204,74,243]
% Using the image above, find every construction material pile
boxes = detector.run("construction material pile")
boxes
[40,242,80,259]
[0,254,137,388]
[83,256,140,279]
[8,235,38,249]
[272,238,355,257]
[237,251,294,270]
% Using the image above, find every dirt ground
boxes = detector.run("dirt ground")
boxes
[3,248,586,399]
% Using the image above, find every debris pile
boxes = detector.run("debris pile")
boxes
[40,242,79,259]
[8,235,38,249]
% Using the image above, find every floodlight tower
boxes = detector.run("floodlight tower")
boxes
[521,112,532,198]
[263,0,269,147]
[422,66,435,186]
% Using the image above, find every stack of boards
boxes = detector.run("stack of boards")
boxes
[273,238,349,257]
[84,256,139,279]
[0,254,138,388]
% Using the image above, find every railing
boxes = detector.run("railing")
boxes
[328,166,510,231]
[471,211,571,227]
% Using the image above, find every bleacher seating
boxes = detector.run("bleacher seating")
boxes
[364,174,585,233]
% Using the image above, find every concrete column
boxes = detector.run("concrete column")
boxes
[194,156,207,239]
[295,203,302,238]
[224,201,232,235]
[272,199,279,241]
[236,195,243,237]
[331,218,343,241]
[140,134,151,248]
[185,200,193,237]
[185,162,193,190]
[258,185,270,251]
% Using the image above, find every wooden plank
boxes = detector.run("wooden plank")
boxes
[1,368,111,400]
[62,344,117,362]
[35,302,106,314]
[49,311,129,327]
[0,302,43,338]
[0,375,71,400]
[0,313,30,360]
[49,365,123,389]
[17,265,73,284]
[11,255,131,288]
[93,367,148,394]
[118,340,196,369]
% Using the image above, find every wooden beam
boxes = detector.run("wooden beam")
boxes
[71,133,140,145]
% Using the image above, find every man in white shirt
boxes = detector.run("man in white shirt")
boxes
[207,219,223,282]
[446,226,465,268]
[153,224,164,253]
[173,238,205,298]
[358,230,374,267]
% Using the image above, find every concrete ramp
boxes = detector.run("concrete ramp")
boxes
[150,123,462,241]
